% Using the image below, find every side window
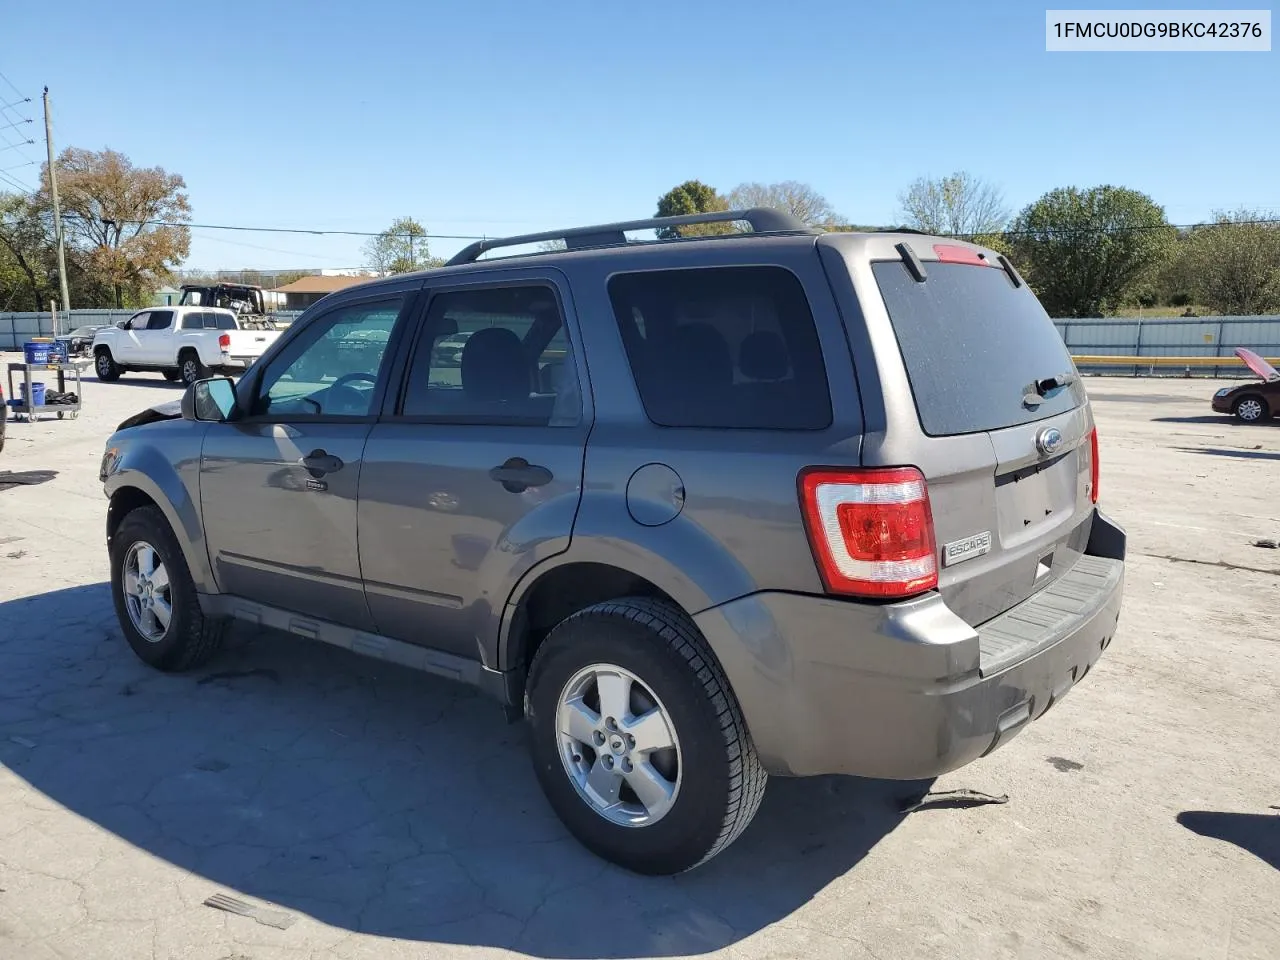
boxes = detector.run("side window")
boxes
[607,266,832,430]
[212,312,237,330]
[180,312,201,330]
[127,312,150,330]
[147,310,174,331]
[253,296,403,418]
[401,284,580,426]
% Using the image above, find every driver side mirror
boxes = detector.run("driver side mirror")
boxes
[182,377,241,423]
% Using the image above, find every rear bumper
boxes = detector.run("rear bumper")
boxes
[694,508,1126,779]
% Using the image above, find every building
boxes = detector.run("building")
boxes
[271,274,378,311]
[152,285,182,306]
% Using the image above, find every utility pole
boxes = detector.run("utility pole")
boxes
[43,87,72,326]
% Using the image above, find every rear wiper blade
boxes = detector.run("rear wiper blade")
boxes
[1022,372,1078,407]
[1033,372,1078,396]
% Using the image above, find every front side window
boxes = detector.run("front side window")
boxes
[607,266,832,430]
[402,284,580,426]
[253,297,403,418]
[147,310,174,331]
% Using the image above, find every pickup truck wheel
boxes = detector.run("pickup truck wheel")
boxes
[179,353,208,387]
[94,348,122,382]
[110,505,227,671]
[526,597,767,875]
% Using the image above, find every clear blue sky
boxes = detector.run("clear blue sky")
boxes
[2,0,1277,270]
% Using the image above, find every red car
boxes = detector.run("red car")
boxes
[1211,348,1280,424]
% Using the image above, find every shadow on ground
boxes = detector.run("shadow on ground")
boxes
[1152,415,1277,426]
[0,584,926,958]
[1178,811,1279,870]
[1173,447,1280,462]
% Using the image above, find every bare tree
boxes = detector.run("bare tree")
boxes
[898,172,1009,237]
[727,181,840,227]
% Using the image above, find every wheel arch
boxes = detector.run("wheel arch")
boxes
[105,447,217,594]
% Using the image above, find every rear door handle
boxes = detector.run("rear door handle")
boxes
[300,449,344,477]
[489,457,553,493]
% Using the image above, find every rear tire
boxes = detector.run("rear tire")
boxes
[110,504,227,671]
[1234,395,1269,424]
[179,352,208,387]
[95,348,122,382]
[526,597,767,875]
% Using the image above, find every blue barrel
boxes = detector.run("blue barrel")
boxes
[23,342,50,365]
[19,381,46,406]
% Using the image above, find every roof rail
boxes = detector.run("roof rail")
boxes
[445,207,816,266]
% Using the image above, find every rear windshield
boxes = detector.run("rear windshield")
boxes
[872,260,1080,436]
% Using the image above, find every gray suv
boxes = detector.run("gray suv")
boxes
[100,209,1126,875]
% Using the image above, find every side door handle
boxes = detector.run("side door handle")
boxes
[489,457,553,493]
[300,449,344,477]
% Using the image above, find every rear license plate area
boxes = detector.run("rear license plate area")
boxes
[995,451,1076,541]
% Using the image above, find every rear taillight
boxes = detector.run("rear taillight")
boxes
[1088,428,1100,504]
[218,334,231,351]
[798,467,938,599]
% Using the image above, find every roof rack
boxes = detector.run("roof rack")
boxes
[446,207,816,266]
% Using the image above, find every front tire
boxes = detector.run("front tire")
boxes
[526,597,767,875]
[179,352,208,387]
[110,505,227,671]
[1234,395,1269,424]
[95,348,122,382]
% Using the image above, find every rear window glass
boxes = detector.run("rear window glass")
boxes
[607,266,832,430]
[872,261,1081,436]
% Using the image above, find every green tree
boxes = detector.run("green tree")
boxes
[0,192,53,311]
[50,147,192,308]
[1179,209,1280,316]
[1010,185,1175,317]
[898,172,1009,236]
[363,216,442,273]
[655,180,731,238]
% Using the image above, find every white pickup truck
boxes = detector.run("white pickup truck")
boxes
[92,306,282,386]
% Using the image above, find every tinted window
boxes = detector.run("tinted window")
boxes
[147,310,174,331]
[211,312,237,330]
[180,312,202,329]
[607,266,832,430]
[401,285,580,427]
[254,297,403,417]
[872,261,1081,436]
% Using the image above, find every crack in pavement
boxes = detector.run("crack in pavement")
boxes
[1137,551,1280,577]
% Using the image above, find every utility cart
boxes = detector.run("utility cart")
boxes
[5,359,86,422]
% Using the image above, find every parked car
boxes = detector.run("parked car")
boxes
[92,306,282,386]
[56,324,110,358]
[1211,347,1280,423]
[99,208,1126,875]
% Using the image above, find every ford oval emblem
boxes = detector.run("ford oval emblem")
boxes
[1036,427,1064,456]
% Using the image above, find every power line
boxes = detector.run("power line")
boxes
[0,69,29,101]
[115,217,490,241]
[954,218,1280,240]
[122,215,1280,242]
